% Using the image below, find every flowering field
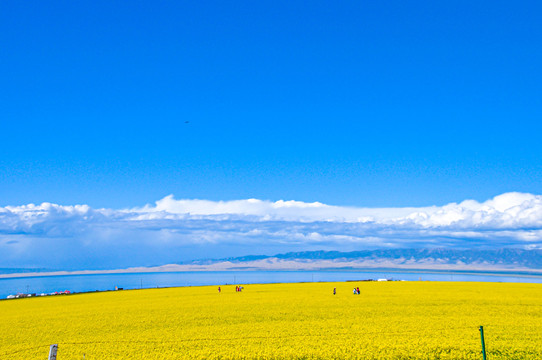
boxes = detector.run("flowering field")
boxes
[1,281,541,359]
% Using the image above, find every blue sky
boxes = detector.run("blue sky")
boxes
[1,1,541,208]
[1,2,542,269]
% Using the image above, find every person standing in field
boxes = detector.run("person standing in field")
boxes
[356,287,360,295]
[218,286,221,293]
[333,287,336,295]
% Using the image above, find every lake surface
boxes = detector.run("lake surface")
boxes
[2,270,542,299]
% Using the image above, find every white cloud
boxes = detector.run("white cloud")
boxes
[1,192,542,269]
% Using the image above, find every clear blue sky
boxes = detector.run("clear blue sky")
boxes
[1,1,541,208]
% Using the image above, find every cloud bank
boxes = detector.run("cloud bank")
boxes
[1,192,541,270]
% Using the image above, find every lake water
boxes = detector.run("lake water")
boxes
[2,270,542,299]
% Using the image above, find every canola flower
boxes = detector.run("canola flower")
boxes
[1,281,541,359]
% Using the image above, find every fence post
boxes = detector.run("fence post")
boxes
[479,326,487,360]
[48,344,58,360]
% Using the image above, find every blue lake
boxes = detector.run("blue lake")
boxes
[1,270,542,299]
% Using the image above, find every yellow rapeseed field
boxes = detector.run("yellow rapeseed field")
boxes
[1,281,541,359]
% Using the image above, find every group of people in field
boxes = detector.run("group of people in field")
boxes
[217,286,244,293]
[333,286,361,295]
[352,287,360,295]
[218,285,361,295]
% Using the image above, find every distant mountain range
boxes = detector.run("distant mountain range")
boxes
[185,248,542,272]
[2,248,541,279]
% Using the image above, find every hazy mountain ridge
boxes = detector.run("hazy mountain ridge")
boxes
[190,248,542,270]
[0,268,52,275]
[2,248,542,279]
